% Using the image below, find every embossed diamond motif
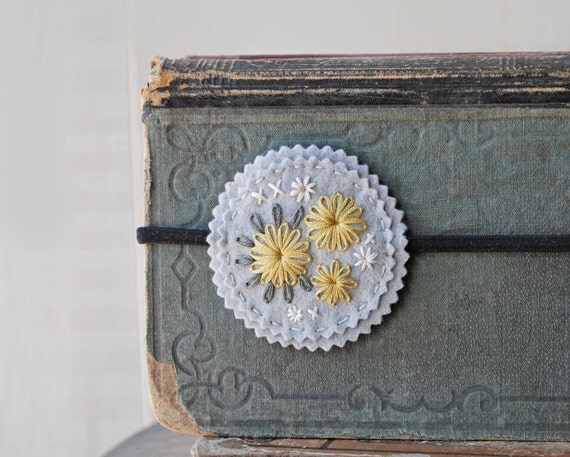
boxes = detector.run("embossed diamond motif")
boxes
[172,246,197,281]
[172,246,197,309]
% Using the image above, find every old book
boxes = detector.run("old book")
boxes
[139,54,570,441]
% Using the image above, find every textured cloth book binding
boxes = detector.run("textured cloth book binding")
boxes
[138,54,570,441]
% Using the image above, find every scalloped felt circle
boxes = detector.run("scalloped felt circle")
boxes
[207,145,408,351]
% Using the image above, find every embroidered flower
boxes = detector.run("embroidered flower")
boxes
[311,259,357,306]
[286,305,303,324]
[290,176,316,203]
[353,246,378,271]
[249,221,311,289]
[237,205,312,303]
[305,192,367,252]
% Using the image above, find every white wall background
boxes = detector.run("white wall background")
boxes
[0,1,568,456]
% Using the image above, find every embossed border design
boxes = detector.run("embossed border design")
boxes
[168,244,570,422]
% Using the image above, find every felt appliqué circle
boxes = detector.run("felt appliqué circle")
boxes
[207,145,408,351]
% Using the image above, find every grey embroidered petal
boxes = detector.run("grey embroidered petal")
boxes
[249,213,264,232]
[263,283,275,303]
[235,256,254,266]
[272,204,283,226]
[291,206,305,229]
[245,274,261,288]
[236,235,254,247]
[283,283,293,303]
[298,275,313,292]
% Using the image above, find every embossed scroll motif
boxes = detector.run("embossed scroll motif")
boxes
[207,145,409,351]
[168,126,250,227]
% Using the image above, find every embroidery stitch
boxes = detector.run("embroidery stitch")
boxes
[251,188,267,205]
[237,235,254,247]
[263,283,275,303]
[245,274,261,288]
[364,233,376,245]
[290,176,316,203]
[291,206,305,229]
[239,205,313,303]
[268,179,284,198]
[307,307,320,320]
[305,192,367,252]
[287,305,303,324]
[310,259,358,306]
[250,213,264,232]
[353,246,378,271]
[249,222,311,288]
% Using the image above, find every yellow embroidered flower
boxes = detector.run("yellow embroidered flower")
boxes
[305,192,367,252]
[249,223,311,288]
[311,260,357,306]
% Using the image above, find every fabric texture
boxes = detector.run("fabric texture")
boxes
[207,145,408,351]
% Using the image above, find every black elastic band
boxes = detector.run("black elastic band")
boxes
[136,227,570,253]
[137,227,208,246]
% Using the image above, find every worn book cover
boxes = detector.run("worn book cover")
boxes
[139,54,569,440]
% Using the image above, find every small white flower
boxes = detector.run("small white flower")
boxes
[286,305,303,324]
[251,188,267,206]
[364,233,376,245]
[290,176,316,203]
[267,179,284,198]
[353,246,379,271]
[307,307,320,320]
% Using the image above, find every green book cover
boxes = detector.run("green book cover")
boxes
[141,55,569,440]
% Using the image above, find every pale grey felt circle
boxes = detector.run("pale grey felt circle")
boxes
[208,145,408,351]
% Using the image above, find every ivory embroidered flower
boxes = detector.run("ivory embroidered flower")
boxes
[290,176,316,203]
[305,192,367,252]
[286,305,303,324]
[311,259,357,306]
[353,246,378,271]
